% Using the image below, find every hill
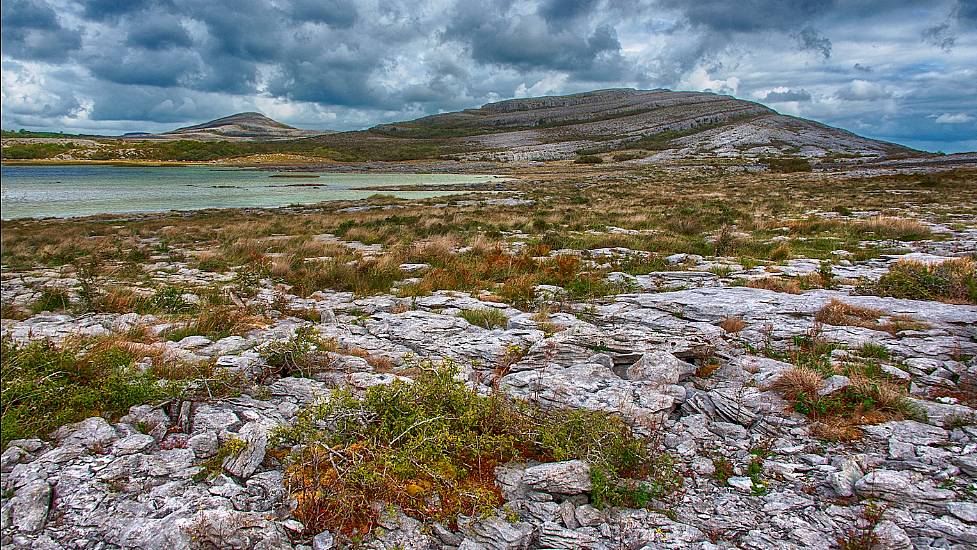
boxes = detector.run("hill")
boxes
[158,112,329,141]
[364,88,916,161]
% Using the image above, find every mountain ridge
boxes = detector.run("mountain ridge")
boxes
[365,88,915,161]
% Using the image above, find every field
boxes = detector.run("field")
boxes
[1,162,976,548]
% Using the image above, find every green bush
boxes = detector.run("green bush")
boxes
[260,326,337,377]
[1,142,76,159]
[871,258,976,304]
[1,338,175,447]
[273,360,678,536]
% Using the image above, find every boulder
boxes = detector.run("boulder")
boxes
[522,461,592,495]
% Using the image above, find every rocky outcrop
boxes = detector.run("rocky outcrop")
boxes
[2,226,976,549]
[372,88,915,161]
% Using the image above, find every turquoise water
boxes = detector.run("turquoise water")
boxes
[0,165,498,219]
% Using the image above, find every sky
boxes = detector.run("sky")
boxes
[2,0,975,152]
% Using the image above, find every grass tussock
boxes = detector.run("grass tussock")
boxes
[273,361,679,537]
[30,287,72,313]
[742,277,802,294]
[814,299,929,335]
[162,305,264,342]
[857,216,932,241]
[766,330,923,439]
[719,316,747,333]
[869,257,976,304]
[458,308,509,329]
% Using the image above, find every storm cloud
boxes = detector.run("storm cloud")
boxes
[1,0,975,152]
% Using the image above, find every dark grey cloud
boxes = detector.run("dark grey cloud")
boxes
[1,0,82,61]
[1,0,974,152]
[796,27,832,59]
[761,89,812,103]
[81,0,158,20]
[124,13,193,50]
[662,0,835,33]
[539,0,600,26]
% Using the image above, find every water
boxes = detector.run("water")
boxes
[0,165,500,219]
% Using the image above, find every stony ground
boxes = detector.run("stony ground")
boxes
[2,167,976,550]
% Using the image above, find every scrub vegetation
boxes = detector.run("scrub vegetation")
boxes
[271,361,679,536]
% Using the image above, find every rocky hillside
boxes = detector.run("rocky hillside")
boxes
[159,112,327,141]
[373,89,916,161]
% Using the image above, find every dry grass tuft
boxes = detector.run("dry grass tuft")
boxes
[814,299,928,335]
[745,277,802,294]
[719,316,747,333]
[858,216,931,241]
[769,367,822,400]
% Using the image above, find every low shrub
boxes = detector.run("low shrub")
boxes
[870,257,976,304]
[1,337,177,447]
[761,157,812,173]
[273,360,678,537]
[612,152,645,162]
[260,326,338,378]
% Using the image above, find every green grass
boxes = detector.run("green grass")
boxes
[31,287,72,313]
[459,308,509,329]
[272,360,679,537]
[869,257,976,304]
[1,338,176,447]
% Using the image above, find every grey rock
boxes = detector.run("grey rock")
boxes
[817,375,851,396]
[113,433,156,455]
[522,460,592,495]
[459,516,534,550]
[947,501,977,524]
[854,470,954,511]
[8,480,51,533]
[872,520,912,550]
[625,350,697,386]
[828,457,864,498]
[574,504,604,527]
[52,416,118,450]
[538,521,599,549]
[223,419,276,479]
[727,476,754,493]
[862,420,948,446]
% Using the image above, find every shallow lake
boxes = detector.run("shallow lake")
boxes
[0,165,500,219]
